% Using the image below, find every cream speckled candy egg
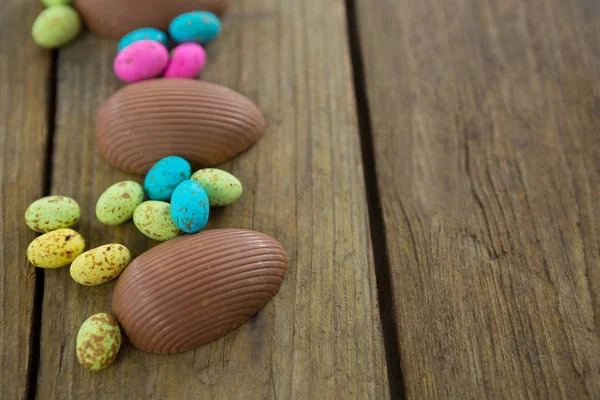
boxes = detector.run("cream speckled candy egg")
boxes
[25,195,80,233]
[76,313,121,371]
[133,201,181,241]
[191,168,242,206]
[96,181,144,225]
[70,244,131,286]
[27,228,85,268]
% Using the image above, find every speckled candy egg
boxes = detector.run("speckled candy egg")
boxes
[96,181,144,225]
[70,244,131,286]
[25,195,80,233]
[114,40,169,83]
[27,228,85,268]
[171,180,209,233]
[118,27,169,51]
[191,168,242,206]
[76,313,121,371]
[32,5,82,48]
[169,11,221,44]
[42,0,70,6]
[163,43,206,78]
[133,201,181,241]
[144,156,191,201]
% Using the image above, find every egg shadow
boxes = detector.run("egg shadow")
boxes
[204,207,228,229]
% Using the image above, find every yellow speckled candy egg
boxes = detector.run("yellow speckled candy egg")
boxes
[27,228,85,268]
[25,195,80,233]
[76,313,121,371]
[190,168,243,207]
[96,181,144,225]
[70,244,131,286]
[133,201,182,242]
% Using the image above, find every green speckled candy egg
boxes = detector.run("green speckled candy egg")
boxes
[96,181,144,225]
[76,313,121,371]
[190,169,243,207]
[133,201,182,241]
[32,5,81,49]
[27,228,85,268]
[70,244,131,286]
[25,195,80,233]
[41,0,70,6]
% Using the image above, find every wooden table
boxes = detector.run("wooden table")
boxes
[1,0,599,398]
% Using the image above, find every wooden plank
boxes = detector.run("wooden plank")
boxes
[0,1,52,398]
[355,0,600,397]
[36,0,390,398]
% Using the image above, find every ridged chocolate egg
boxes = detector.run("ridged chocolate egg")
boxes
[73,0,229,37]
[112,229,288,354]
[96,79,266,175]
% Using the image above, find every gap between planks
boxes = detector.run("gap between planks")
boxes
[26,49,58,400]
[344,0,405,398]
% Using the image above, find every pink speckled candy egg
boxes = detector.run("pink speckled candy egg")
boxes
[114,40,169,83]
[163,43,207,79]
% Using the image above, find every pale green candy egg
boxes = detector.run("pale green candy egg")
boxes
[190,169,243,207]
[32,5,82,49]
[41,0,71,6]
[133,201,182,241]
[96,181,144,225]
[70,244,131,286]
[25,195,80,233]
[27,228,85,268]
[76,313,121,371]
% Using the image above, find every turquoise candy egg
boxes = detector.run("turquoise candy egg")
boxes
[118,28,169,51]
[171,180,210,233]
[169,11,221,44]
[144,156,191,201]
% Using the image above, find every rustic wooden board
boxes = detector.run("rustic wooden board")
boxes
[0,1,52,398]
[355,0,600,397]
[36,0,390,398]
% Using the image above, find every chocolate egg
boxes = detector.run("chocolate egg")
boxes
[96,79,266,175]
[112,229,288,354]
[73,0,229,38]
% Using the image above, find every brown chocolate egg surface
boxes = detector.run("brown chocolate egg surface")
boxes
[73,0,230,37]
[96,79,266,175]
[112,229,288,354]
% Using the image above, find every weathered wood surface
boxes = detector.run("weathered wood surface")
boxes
[355,0,600,397]
[35,0,389,398]
[0,1,51,398]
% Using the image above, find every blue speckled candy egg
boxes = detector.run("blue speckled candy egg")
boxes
[169,11,221,44]
[118,28,169,51]
[171,180,210,233]
[144,156,191,201]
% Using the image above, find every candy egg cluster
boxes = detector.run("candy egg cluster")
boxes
[95,156,242,241]
[25,0,289,374]
[25,195,132,282]
[114,11,220,82]
[24,193,131,370]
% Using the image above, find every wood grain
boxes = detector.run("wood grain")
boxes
[0,1,52,398]
[355,0,600,397]
[36,0,389,398]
